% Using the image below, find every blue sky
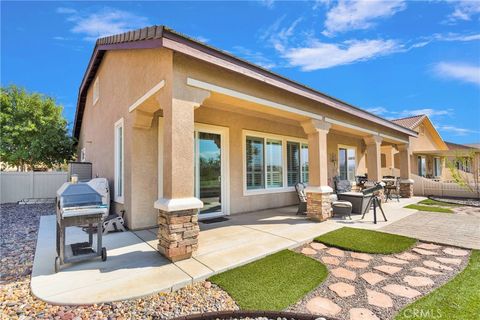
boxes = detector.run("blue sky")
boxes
[2,1,479,143]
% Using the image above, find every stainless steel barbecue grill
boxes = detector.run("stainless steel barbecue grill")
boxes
[55,181,109,272]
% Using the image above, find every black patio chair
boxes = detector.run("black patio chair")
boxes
[294,182,307,215]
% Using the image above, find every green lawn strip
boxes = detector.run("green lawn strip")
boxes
[405,204,453,213]
[396,250,480,320]
[314,227,416,254]
[209,250,328,310]
[418,199,459,207]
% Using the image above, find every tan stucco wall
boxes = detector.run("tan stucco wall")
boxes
[77,48,172,229]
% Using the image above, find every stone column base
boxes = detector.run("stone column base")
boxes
[400,179,414,198]
[157,209,199,262]
[306,186,333,222]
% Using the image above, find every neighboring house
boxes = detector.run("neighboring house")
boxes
[74,26,418,262]
[382,114,480,182]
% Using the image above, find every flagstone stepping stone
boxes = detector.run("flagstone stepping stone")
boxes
[412,248,438,256]
[329,282,356,297]
[322,256,340,265]
[417,243,442,250]
[423,260,453,271]
[345,260,370,269]
[403,275,434,287]
[301,247,317,255]
[412,267,442,275]
[331,267,356,280]
[351,252,373,261]
[306,297,341,316]
[435,257,462,265]
[395,252,420,261]
[361,272,386,285]
[366,289,393,308]
[382,257,409,265]
[382,284,421,299]
[443,248,469,256]
[374,265,402,275]
[349,308,380,320]
[326,248,345,257]
[310,242,327,250]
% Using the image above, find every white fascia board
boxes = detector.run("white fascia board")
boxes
[187,77,323,120]
[128,80,165,113]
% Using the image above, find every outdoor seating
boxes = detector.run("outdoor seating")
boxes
[383,176,400,202]
[332,200,352,219]
[334,177,370,215]
[294,182,307,215]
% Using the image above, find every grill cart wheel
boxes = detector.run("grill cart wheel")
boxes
[55,256,60,273]
[101,247,107,261]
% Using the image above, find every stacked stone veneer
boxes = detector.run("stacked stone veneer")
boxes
[157,209,199,261]
[400,181,414,198]
[306,192,332,222]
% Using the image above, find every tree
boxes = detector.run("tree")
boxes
[0,85,75,171]
[446,151,480,199]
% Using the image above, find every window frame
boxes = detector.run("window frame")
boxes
[338,144,357,182]
[80,148,86,162]
[433,157,442,177]
[114,118,124,203]
[93,77,99,105]
[243,130,308,196]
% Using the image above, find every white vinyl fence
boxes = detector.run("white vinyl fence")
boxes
[0,171,68,204]
[412,174,479,198]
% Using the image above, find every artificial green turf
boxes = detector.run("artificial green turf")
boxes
[418,199,459,207]
[314,227,416,254]
[209,250,328,310]
[405,204,453,213]
[396,250,480,320]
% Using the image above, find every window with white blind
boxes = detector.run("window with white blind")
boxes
[114,118,124,203]
[244,131,308,195]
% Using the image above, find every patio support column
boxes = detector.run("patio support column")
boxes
[398,143,414,198]
[301,119,333,222]
[364,135,383,182]
[155,90,209,262]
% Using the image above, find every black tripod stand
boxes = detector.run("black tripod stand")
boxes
[361,184,388,224]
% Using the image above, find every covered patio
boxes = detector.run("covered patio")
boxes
[31,197,421,305]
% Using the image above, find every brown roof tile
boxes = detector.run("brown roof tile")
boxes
[391,115,426,129]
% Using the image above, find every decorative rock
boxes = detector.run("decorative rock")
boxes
[382,257,409,265]
[321,256,340,265]
[374,265,402,275]
[366,289,393,308]
[328,282,356,297]
[417,243,442,250]
[382,284,421,299]
[435,257,462,265]
[203,281,212,289]
[395,252,420,261]
[349,308,380,320]
[310,242,327,250]
[351,252,373,261]
[361,272,386,285]
[423,260,453,271]
[443,248,469,256]
[305,297,341,316]
[412,267,442,275]
[412,248,438,256]
[326,248,345,257]
[345,260,370,269]
[331,267,356,280]
[301,247,317,255]
[403,275,434,287]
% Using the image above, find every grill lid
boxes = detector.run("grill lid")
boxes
[59,183,103,208]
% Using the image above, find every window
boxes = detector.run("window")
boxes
[418,156,426,177]
[339,147,356,181]
[114,119,124,203]
[80,148,86,162]
[93,77,99,105]
[246,136,264,190]
[433,157,441,177]
[245,131,308,194]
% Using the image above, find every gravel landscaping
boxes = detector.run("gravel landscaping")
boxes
[0,203,238,319]
[288,241,470,320]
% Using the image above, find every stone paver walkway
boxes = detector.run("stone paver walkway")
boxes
[289,240,470,320]
[380,211,480,249]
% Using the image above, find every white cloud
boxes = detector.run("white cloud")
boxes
[323,0,406,36]
[367,107,452,119]
[232,46,277,69]
[437,125,479,136]
[194,35,209,43]
[366,107,388,115]
[56,7,77,14]
[446,0,480,22]
[434,62,480,86]
[433,33,480,42]
[283,38,401,70]
[59,7,149,41]
[259,0,275,9]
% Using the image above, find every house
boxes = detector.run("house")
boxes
[73,26,418,262]
[381,114,480,182]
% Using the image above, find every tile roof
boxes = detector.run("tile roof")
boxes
[445,141,477,151]
[391,115,426,129]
